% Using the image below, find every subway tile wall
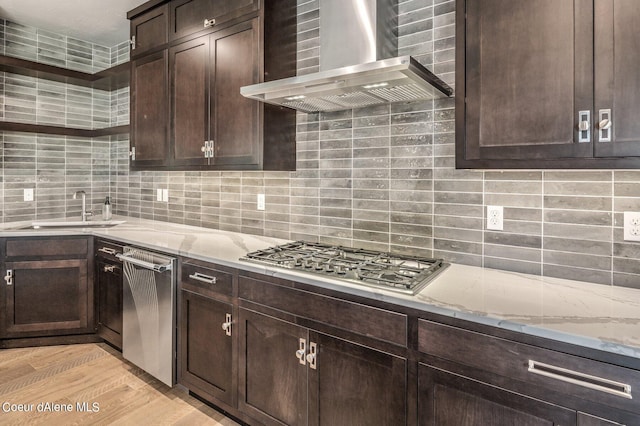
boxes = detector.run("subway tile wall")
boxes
[0,19,126,221]
[1,1,640,288]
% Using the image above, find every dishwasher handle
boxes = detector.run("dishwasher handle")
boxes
[117,253,173,273]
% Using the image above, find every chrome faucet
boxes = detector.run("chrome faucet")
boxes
[73,190,92,222]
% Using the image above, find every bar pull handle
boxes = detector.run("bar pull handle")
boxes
[528,360,632,399]
[188,272,217,284]
[98,247,117,256]
[116,253,172,272]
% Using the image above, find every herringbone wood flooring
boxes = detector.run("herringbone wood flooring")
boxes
[0,343,240,425]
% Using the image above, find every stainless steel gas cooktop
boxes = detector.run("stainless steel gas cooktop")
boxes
[242,241,448,295]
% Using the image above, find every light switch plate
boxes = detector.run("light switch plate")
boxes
[23,188,34,202]
[162,189,169,202]
[156,188,163,202]
[257,194,265,211]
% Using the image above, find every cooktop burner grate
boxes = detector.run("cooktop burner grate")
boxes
[242,241,448,295]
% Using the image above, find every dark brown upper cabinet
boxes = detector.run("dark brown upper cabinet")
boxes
[456,0,640,169]
[128,0,297,171]
[170,19,261,168]
[130,50,169,169]
[170,0,259,41]
[129,3,169,58]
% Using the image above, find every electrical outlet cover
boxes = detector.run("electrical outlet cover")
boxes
[487,205,504,231]
[623,212,640,242]
[257,194,265,211]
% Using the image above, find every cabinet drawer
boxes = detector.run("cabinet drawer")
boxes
[181,260,234,298]
[239,276,407,347]
[170,0,259,41]
[95,239,124,263]
[418,319,640,414]
[6,237,88,259]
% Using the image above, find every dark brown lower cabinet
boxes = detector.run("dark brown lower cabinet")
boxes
[179,289,235,407]
[0,237,93,339]
[418,364,576,426]
[3,260,90,337]
[578,413,624,426]
[238,309,407,426]
[95,258,123,349]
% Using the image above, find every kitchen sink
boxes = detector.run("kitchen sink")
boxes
[11,220,126,230]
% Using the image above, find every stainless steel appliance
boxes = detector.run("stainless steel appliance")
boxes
[242,241,448,295]
[240,0,452,112]
[117,247,177,387]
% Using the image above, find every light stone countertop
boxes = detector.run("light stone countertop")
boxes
[2,216,639,361]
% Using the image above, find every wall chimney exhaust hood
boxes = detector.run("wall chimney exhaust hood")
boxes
[240,0,453,113]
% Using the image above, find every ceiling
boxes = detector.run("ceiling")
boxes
[0,0,149,47]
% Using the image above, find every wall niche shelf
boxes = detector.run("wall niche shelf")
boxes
[0,54,130,137]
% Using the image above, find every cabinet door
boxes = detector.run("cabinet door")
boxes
[418,364,576,426]
[594,0,640,157]
[308,332,407,426]
[578,413,624,426]
[130,50,169,169]
[209,19,261,168]
[179,290,234,406]
[170,36,210,167]
[238,309,308,426]
[130,4,169,57]
[170,0,259,41]
[457,0,594,167]
[96,259,123,349]
[3,259,90,337]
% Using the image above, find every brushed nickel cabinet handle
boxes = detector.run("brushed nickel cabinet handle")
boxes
[103,265,117,273]
[98,247,117,256]
[295,338,306,365]
[188,272,217,284]
[598,109,612,142]
[578,110,591,143]
[4,270,13,286]
[221,313,232,336]
[528,360,631,399]
[204,18,216,28]
[306,342,317,370]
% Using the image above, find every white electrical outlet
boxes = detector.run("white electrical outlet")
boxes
[162,189,169,202]
[257,193,265,211]
[23,188,34,202]
[487,205,504,231]
[623,212,640,242]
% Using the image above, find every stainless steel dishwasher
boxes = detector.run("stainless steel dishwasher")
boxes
[117,247,177,387]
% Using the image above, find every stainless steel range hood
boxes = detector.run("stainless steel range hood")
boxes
[240,0,453,113]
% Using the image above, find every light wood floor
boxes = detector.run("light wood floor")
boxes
[0,343,240,426]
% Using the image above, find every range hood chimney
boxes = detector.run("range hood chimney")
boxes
[240,0,453,113]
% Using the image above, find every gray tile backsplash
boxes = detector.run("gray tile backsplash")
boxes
[1,1,640,288]
[0,18,127,222]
